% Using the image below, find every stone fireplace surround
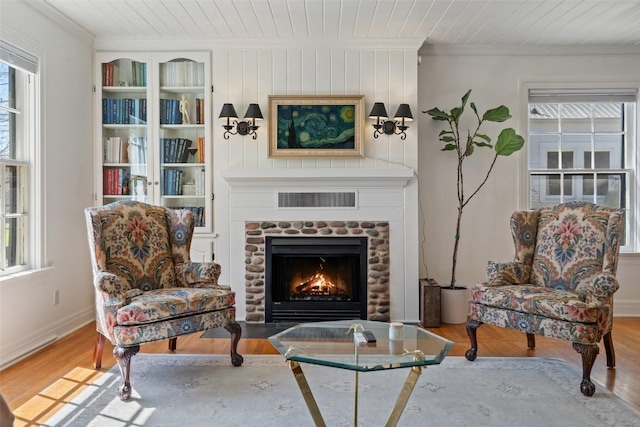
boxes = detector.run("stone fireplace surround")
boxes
[244,220,390,322]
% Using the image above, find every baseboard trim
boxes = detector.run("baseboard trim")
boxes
[614,301,640,317]
[0,308,94,370]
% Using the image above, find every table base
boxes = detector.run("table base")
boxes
[288,361,423,427]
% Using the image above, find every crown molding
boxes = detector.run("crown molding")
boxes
[95,37,425,52]
[419,43,640,57]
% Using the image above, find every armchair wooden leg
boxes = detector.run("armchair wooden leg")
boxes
[465,319,482,361]
[603,331,615,368]
[168,337,177,351]
[224,322,244,367]
[113,345,140,401]
[572,343,599,396]
[93,333,106,369]
[526,333,536,349]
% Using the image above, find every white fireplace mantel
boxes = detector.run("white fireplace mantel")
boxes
[218,164,419,323]
[221,167,414,189]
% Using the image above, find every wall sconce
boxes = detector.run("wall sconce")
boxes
[219,103,263,139]
[369,102,413,140]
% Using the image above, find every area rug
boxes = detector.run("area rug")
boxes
[42,355,639,427]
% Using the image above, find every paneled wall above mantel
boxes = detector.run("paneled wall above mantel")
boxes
[211,46,419,171]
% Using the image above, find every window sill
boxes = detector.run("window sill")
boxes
[0,266,54,283]
[618,253,640,268]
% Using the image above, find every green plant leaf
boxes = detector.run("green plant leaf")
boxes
[451,90,472,122]
[461,90,471,108]
[473,141,492,148]
[441,136,455,142]
[442,144,457,151]
[475,133,491,143]
[439,130,453,136]
[425,107,450,121]
[464,144,474,156]
[483,105,511,122]
[470,102,478,117]
[451,107,462,121]
[494,128,525,155]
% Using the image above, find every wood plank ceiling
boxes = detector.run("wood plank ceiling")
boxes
[29,0,640,46]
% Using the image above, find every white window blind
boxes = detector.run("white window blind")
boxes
[529,88,637,103]
[0,40,38,74]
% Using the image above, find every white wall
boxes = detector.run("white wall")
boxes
[0,1,95,368]
[418,45,640,316]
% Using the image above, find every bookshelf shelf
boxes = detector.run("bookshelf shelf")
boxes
[102,124,147,129]
[103,86,147,93]
[160,124,204,129]
[162,163,204,167]
[161,86,203,94]
[96,52,212,234]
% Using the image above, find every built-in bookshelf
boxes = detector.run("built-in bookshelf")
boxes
[95,52,213,237]
[156,53,210,230]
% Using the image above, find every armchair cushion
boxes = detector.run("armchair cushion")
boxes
[470,285,607,324]
[117,287,236,326]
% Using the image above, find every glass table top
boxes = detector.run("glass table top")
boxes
[268,320,455,372]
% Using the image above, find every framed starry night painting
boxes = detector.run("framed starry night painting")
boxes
[268,95,365,158]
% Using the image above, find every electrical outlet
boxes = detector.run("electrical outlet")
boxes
[54,289,60,305]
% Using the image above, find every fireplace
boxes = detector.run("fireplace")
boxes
[265,236,368,322]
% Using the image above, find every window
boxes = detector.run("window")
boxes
[546,150,573,196]
[527,88,637,251]
[0,41,38,275]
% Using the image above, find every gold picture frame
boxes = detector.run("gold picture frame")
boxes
[268,95,365,158]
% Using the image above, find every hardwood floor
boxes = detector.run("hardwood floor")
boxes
[1,318,639,426]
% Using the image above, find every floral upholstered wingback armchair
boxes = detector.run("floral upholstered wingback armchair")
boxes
[465,201,624,396]
[85,200,243,400]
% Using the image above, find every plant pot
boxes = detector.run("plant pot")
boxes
[440,286,471,324]
[419,278,441,328]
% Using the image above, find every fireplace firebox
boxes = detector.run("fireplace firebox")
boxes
[265,236,368,322]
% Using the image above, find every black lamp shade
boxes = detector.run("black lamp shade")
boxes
[394,103,413,121]
[244,103,263,120]
[369,102,388,119]
[219,103,238,120]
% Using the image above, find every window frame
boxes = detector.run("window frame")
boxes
[0,40,42,276]
[522,83,639,253]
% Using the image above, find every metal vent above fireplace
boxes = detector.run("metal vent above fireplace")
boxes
[277,192,356,208]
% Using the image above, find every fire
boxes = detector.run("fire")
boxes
[294,272,340,296]
[289,261,351,300]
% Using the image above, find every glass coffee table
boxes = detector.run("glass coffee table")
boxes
[268,320,454,427]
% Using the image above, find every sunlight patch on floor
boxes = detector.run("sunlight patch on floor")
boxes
[13,367,102,427]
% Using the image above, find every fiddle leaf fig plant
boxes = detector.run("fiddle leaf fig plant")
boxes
[424,90,525,289]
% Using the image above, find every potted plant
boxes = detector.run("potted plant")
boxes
[423,90,525,323]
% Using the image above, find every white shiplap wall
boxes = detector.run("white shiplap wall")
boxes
[212,47,418,169]
[212,45,421,321]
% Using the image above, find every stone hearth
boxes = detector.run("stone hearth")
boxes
[244,220,390,322]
